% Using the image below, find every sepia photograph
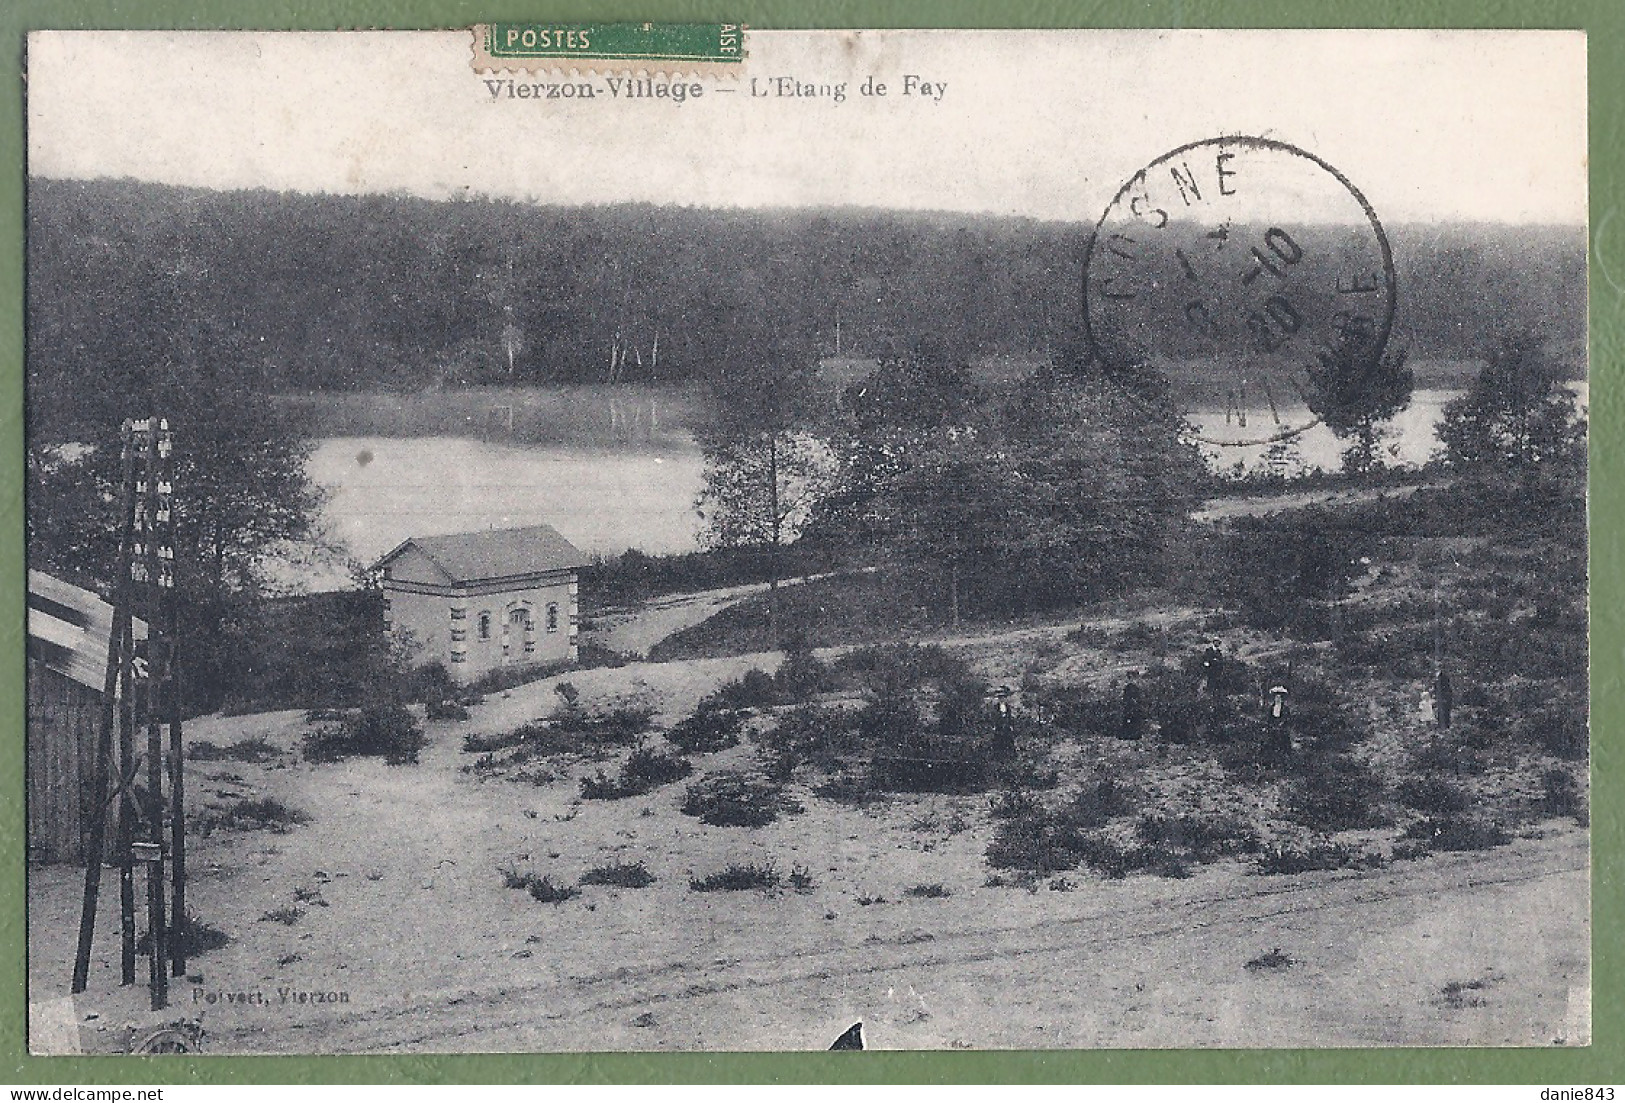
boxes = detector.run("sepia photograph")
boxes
[22,27,1589,1054]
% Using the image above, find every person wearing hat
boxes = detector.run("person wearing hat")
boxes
[1263,682,1291,763]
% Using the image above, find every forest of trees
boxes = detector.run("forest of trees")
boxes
[27,176,1587,444]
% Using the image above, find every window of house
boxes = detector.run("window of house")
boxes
[478,611,491,641]
[546,603,559,633]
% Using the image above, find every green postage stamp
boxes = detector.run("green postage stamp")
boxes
[22,26,1589,1056]
[470,22,746,72]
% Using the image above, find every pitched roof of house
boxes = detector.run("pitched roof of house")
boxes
[375,523,586,583]
[27,570,148,694]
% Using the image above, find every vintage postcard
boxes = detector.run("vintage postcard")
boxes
[23,28,1589,1054]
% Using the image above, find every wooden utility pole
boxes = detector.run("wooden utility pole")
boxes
[72,424,138,995]
[71,417,184,1010]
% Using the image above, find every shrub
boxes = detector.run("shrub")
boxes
[137,908,231,957]
[1541,766,1587,823]
[689,862,780,892]
[188,737,280,763]
[1134,812,1259,862]
[1397,776,1471,817]
[576,639,633,669]
[709,669,780,711]
[758,704,861,777]
[788,864,816,892]
[1255,842,1384,875]
[580,861,656,889]
[1403,816,1510,852]
[527,876,582,904]
[985,813,1087,876]
[665,703,744,755]
[681,771,802,827]
[811,770,883,805]
[581,744,694,799]
[194,797,310,835]
[1285,754,1387,831]
[302,704,426,765]
[259,906,304,925]
[426,699,470,722]
[1063,778,1138,829]
[776,646,834,702]
[1522,702,1588,761]
[905,883,951,899]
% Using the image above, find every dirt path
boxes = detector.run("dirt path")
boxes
[588,573,845,658]
[326,831,1589,1052]
[1192,483,1430,524]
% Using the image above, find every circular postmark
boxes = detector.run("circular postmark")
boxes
[1082,136,1396,446]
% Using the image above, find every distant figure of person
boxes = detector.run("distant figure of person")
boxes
[1200,643,1223,696]
[1121,680,1144,740]
[1436,668,1453,730]
[1262,683,1291,763]
[1419,690,1436,726]
[991,685,1016,758]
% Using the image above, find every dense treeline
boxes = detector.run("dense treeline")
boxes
[27,176,1585,442]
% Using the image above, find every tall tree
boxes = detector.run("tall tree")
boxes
[27,233,324,710]
[1438,332,1585,471]
[1304,333,1414,477]
[694,332,833,640]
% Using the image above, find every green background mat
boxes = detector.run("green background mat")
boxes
[2,0,1620,1085]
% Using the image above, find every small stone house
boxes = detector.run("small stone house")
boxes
[374,524,586,682]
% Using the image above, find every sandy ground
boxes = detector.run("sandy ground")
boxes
[28,650,1589,1055]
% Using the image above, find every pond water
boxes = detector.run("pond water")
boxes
[307,436,706,571]
[291,383,1585,590]
[1188,382,1586,475]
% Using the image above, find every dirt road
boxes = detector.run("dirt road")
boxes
[29,661,1588,1053]
[1191,483,1429,524]
[587,574,842,658]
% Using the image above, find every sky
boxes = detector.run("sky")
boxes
[27,29,1588,225]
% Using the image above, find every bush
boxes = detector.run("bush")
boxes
[758,704,861,777]
[1255,841,1383,875]
[580,744,694,799]
[905,883,951,899]
[689,862,780,892]
[665,703,744,755]
[137,908,231,958]
[1403,816,1510,852]
[580,861,656,889]
[1522,702,1588,761]
[302,704,426,765]
[1285,754,1387,831]
[188,737,280,763]
[426,699,470,722]
[527,875,582,904]
[709,669,780,711]
[1134,812,1259,862]
[776,646,834,702]
[194,797,310,835]
[681,771,802,827]
[1541,767,1587,823]
[1063,778,1138,829]
[499,865,581,903]
[1397,776,1471,817]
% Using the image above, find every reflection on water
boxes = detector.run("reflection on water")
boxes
[1189,383,1587,475]
[308,436,706,569]
[283,382,1587,591]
